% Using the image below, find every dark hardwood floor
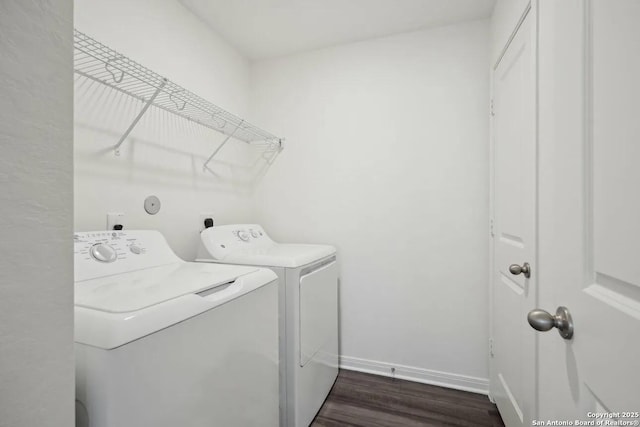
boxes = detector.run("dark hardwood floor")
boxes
[312,370,504,427]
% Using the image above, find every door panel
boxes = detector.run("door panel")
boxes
[592,0,640,288]
[538,0,640,421]
[581,0,640,412]
[490,7,537,427]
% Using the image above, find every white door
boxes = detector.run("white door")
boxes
[490,6,537,427]
[537,0,640,422]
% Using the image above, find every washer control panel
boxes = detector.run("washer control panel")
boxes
[74,230,180,282]
[75,231,149,263]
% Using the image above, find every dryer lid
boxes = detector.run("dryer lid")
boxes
[75,262,258,313]
[218,243,336,268]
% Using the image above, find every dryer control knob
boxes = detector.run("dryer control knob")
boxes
[129,245,142,255]
[250,230,259,238]
[90,243,117,263]
[238,231,250,242]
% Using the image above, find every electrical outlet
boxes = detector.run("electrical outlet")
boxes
[107,212,125,231]
[199,212,215,231]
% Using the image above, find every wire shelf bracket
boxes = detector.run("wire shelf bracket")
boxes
[73,29,284,162]
[113,78,167,156]
[203,120,243,172]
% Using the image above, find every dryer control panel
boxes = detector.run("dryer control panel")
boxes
[74,230,182,282]
[234,225,266,243]
[198,224,275,260]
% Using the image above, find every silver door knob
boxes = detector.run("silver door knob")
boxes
[509,262,531,278]
[527,306,574,339]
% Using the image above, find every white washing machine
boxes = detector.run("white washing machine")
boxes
[196,224,339,427]
[74,230,279,427]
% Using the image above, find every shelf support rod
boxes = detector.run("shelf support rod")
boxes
[203,120,244,171]
[113,78,167,155]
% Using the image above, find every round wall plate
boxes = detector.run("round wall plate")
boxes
[144,195,161,215]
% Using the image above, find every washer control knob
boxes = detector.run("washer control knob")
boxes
[129,245,142,255]
[250,230,259,238]
[238,231,250,242]
[90,243,117,263]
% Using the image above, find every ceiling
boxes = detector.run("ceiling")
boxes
[179,0,496,60]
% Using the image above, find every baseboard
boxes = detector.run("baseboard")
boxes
[339,355,489,395]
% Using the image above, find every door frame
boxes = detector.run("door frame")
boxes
[488,0,539,421]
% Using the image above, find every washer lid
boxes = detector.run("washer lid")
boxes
[75,262,258,313]
[74,266,278,350]
[213,244,335,268]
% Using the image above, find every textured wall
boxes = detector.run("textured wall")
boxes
[0,1,75,426]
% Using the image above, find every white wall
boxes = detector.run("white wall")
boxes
[74,0,256,260]
[249,20,491,392]
[0,1,74,426]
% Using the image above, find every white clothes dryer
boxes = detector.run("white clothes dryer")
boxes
[74,230,279,427]
[196,224,339,427]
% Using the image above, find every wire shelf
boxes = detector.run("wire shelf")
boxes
[74,29,282,156]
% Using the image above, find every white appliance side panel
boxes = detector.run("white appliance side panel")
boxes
[272,267,288,427]
[295,261,339,427]
[299,260,338,367]
[75,282,279,427]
